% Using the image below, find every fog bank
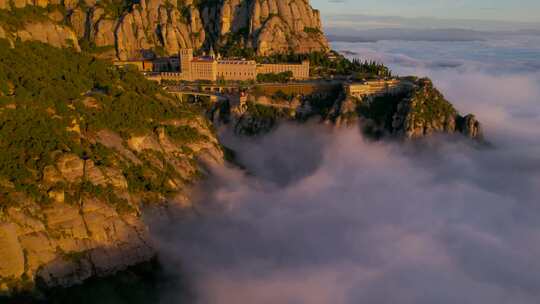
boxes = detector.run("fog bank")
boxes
[152,125,540,303]
[149,37,540,304]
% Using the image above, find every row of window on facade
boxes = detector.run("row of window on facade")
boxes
[114,49,310,81]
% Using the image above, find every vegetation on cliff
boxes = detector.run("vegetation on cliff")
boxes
[234,102,292,136]
[256,51,391,78]
[356,78,482,139]
[0,39,213,206]
[407,79,457,122]
[0,4,64,31]
[0,40,224,294]
[229,76,481,140]
[256,71,294,83]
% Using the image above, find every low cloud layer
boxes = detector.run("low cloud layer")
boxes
[149,37,540,303]
[153,125,540,304]
[334,35,540,74]
[322,14,540,32]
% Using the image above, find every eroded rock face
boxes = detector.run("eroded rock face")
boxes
[0,223,25,279]
[457,114,483,139]
[255,2,327,55]
[0,198,154,290]
[1,0,205,59]
[0,26,14,47]
[111,0,206,60]
[16,22,80,51]
[1,0,327,58]
[65,0,207,59]
[328,96,361,128]
[0,25,6,40]
[0,125,223,293]
[223,78,483,141]
[202,0,328,55]
[390,79,483,139]
[0,0,9,11]
[0,147,155,293]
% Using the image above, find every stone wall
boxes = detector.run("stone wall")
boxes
[257,61,310,80]
[217,60,257,81]
[346,79,408,98]
[255,82,341,96]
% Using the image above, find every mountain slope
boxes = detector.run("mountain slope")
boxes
[0,40,222,293]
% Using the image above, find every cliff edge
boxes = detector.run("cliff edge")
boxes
[225,78,483,141]
[0,41,223,294]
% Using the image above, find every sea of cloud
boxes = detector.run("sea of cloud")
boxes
[149,36,540,304]
[322,14,540,32]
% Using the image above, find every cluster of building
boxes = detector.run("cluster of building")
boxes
[114,48,310,82]
[345,79,405,98]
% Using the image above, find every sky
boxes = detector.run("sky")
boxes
[312,0,540,26]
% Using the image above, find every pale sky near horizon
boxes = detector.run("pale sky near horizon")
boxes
[311,0,540,24]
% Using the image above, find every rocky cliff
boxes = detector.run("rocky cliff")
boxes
[0,41,223,294]
[201,0,328,55]
[0,10,483,297]
[0,5,80,50]
[222,79,483,141]
[390,79,482,139]
[0,0,328,59]
[0,125,222,293]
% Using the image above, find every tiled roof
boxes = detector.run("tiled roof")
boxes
[192,57,215,62]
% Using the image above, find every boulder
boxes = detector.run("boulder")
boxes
[68,8,88,39]
[0,0,10,10]
[12,0,26,8]
[0,26,7,40]
[93,19,116,47]
[0,223,25,278]
[458,114,483,139]
[56,154,84,181]
[18,232,57,276]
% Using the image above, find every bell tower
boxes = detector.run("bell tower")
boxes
[179,49,193,81]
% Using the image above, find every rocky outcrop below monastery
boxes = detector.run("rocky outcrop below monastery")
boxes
[367,78,482,139]
[0,0,328,59]
[222,78,483,141]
